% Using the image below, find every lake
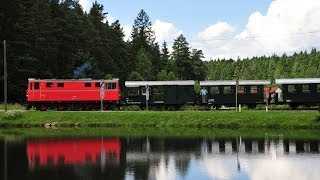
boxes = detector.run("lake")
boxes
[1,129,320,180]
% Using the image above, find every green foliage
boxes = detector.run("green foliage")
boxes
[172,34,192,80]
[105,74,114,80]
[3,110,24,120]
[180,105,208,111]
[128,71,143,81]
[207,48,320,81]
[167,71,177,80]
[156,70,168,80]
[119,105,141,111]
[0,103,25,110]
[194,81,201,94]
[136,48,153,80]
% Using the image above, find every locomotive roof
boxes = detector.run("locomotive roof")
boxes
[125,80,195,87]
[275,78,320,84]
[28,78,119,82]
[200,80,271,86]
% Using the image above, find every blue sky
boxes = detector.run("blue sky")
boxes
[99,0,272,36]
[80,0,320,59]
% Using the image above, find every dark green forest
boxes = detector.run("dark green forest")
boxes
[1,0,320,102]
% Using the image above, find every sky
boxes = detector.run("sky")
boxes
[79,0,320,60]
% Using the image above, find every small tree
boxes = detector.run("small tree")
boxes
[128,71,143,81]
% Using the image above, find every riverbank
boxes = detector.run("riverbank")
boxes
[0,110,319,129]
[1,127,320,141]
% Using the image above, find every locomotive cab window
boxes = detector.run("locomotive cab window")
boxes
[57,83,64,88]
[107,82,116,90]
[95,82,101,87]
[85,82,91,87]
[223,86,233,94]
[34,82,40,90]
[46,82,53,88]
[302,84,310,94]
[250,86,259,94]
[237,86,245,94]
[210,86,219,95]
[128,88,139,96]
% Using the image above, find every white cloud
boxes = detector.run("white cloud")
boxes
[79,0,93,12]
[122,25,132,41]
[192,0,320,60]
[103,14,115,24]
[121,19,183,47]
[152,19,183,44]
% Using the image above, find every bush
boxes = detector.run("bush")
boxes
[3,110,24,120]
[180,105,208,111]
[122,105,141,111]
[0,103,25,110]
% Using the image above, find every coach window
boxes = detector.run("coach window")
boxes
[210,86,219,95]
[288,85,296,93]
[34,82,40,90]
[223,86,233,94]
[85,82,91,87]
[250,86,259,94]
[57,83,64,88]
[302,84,310,93]
[95,82,101,87]
[317,84,320,93]
[46,82,53,88]
[128,88,139,96]
[107,82,116,90]
[237,86,245,94]
[29,83,33,90]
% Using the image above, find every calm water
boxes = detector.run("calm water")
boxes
[1,135,320,180]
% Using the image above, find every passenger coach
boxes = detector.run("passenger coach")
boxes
[200,80,270,108]
[275,78,320,109]
[124,80,195,108]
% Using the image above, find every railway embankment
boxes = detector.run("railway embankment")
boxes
[0,110,320,129]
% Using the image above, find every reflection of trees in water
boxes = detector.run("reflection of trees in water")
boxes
[174,154,190,177]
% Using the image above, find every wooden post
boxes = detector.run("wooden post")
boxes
[4,40,7,112]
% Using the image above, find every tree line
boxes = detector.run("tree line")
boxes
[207,48,320,82]
[0,0,206,102]
[1,0,319,102]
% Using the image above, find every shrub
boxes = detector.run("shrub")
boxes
[180,105,208,111]
[3,110,24,120]
[122,105,141,111]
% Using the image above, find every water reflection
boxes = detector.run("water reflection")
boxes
[1,135,320,180]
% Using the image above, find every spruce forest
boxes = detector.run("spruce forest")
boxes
[1,0,320,102]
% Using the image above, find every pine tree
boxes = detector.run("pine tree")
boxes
[172,34,192,80]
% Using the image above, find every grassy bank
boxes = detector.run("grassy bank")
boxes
[0,110,319,129]
[1,127,320,141]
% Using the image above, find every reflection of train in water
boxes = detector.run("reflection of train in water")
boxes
[25,78,320,110]
[27,138,120,168]
[2,136,320,179]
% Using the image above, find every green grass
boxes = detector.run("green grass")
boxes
[0,110,319,129]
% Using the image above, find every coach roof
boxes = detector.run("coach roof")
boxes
[276,78,320,84]
[125,80,195,87]
[200,80,270,86]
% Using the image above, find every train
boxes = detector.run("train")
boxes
[25,78,320,111]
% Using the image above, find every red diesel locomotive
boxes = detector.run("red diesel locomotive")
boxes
[26,78,121,111]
